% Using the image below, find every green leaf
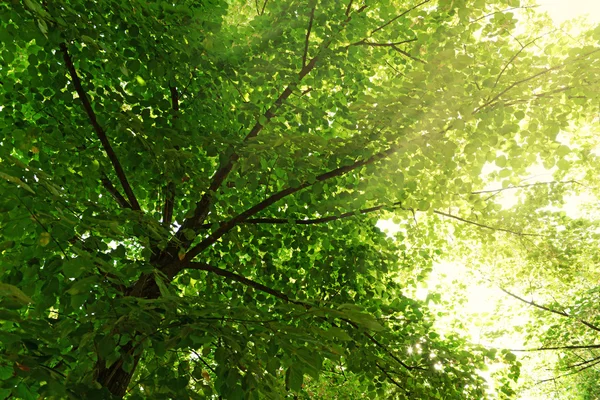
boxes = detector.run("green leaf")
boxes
[0,366,12,380]
[0,172,35,194]
[285,365,303,392]
[16,383,35,400]
[0,283,33,306]
[62,259,87,279]
[323,327,352,341]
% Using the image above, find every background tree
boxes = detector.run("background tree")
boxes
[0,0,598,398]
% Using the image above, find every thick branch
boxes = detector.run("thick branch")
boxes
[175,3,369,240]
[163,182,175,228]
[500,287,600,333]
[345,0,353,16]
[60,43,140,211]
[177,54,320,238]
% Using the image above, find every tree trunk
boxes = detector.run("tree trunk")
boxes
[95,345,141,398]
[94,275,162,397]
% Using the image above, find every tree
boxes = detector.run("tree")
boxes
[0,0,598,398]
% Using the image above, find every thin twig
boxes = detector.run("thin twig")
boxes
[186,262,306,306]
[375,363,411,394]
[499,287,600,333]
[433,210,544,237]
[535,358,600,385]
[471,180,579,195]
[191,349,217,374]
[493,31,556,89]
[471,5,539,24]
[474,48,600,113]
[371,0,431,35]
[391,45,426,64]
[511,344,600,352]
[16,194,68,258]
[350,38,418,47]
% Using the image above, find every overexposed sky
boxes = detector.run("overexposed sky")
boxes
[535,0,600,23]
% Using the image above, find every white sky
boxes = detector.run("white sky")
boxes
[535,0,600,23]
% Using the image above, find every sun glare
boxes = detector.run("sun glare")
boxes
[377,3,600,398]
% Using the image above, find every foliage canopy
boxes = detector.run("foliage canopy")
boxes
[0,0,599,398]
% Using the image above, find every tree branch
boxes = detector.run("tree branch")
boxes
[493,31,555,89]
[186,262,306,306]
[345,0,353,17]
[500,287,600,333]
[391,45,426,64]
[351,38,418,48]
[199,205,388,228]
[175,50,320,239]
[179,142,400,265]
[360,330,424,371]
[162,85,179,228]
[302,4,316,68]
[163,182,175,228]
[260,0,268,15]
[564,354,600,370]
[184,261,424,374]
[60,43,140,211]
[371,0,431,35]
[375,363,411,394]
[192,196,538,242]
[172,6,370,249]
[433,210,543,237]
[470,5,539,24]
[101,174,132,209]
[535,358,600,385]
[511,344,600,352]
[191,349,217,374]
[470,180,579,195]
[474,48,600,113]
